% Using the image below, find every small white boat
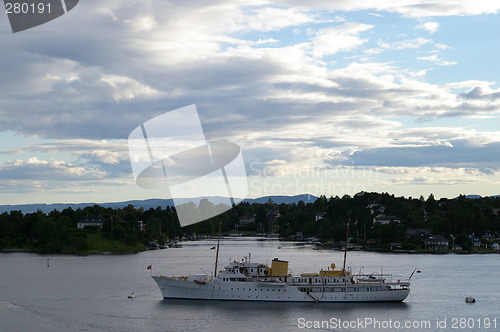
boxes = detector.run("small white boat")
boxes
[465,296,475,303]
[128,292,135,299]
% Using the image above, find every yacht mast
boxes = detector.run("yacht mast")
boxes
[214,221,221,278]
[342,221,350,274]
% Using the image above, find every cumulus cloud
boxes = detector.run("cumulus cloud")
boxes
[0,157,106,180]
[417,21,440,34]
[379,37,432,50]
[417,54,458,66]
[234,7,318,31]
[1,139,133,180]
[311,22,373,57]
[1,0,496,143]
[2,0,500,200]
[275,0,500,17]
[100,75,164,101]
[459,86,500,100]
[337,139,500,170]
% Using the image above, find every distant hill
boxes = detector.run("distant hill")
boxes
[243,194,318,204]
[0,194,319,214]
[6,193,498,214]
[464,195,482,199]
[0,199,172,214]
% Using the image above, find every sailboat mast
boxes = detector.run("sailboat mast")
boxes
[214,222,221,278]
[342,222,350,274]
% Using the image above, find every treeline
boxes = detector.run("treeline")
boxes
[232,192,500,249]
[0,204,179,253]
[1,192,500,253]
[272,193,500,249]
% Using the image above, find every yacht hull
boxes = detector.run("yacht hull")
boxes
[152,276,410,302]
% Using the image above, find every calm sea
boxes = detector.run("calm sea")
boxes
[1,238,498,332]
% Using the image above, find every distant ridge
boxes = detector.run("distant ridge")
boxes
[0,198,173,214]
[243,194,318,204]
[463,195,482,199]
[0,194,319,214]
[4,193,497,214]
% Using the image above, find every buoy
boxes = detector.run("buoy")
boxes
[128,293,135,299]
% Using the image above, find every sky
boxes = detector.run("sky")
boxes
[1,0,500,205]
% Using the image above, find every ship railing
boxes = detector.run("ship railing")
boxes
[354,273,409,284]
[372,275,411,288]
[388,279,411,290]
[157,276,190,280]
[255,278,286,286]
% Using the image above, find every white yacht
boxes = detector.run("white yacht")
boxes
[152,255,410,302]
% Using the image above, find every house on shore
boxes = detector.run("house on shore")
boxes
[77,216,105,230]
[373,214,400,225]
[423,235,449,250]
[238,215,256,226]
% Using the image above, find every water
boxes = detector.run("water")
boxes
[1,238,499,331]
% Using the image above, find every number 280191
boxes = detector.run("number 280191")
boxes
[5,2,51,14]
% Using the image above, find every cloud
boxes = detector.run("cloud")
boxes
[459,86,500,100]
[2,0,500,200]
[368,166,497,191]
[379,37,432,50]
[417,21,440,34]
[235,7,318,31]
[100,75,164,101]
[336,139,500,170]
[0,0,497,143]
[311,22,373,57]
[0,141,136,195]
[1,138,133,179]
[275,0,500,17]
[0,157,106,181]
[417,54,458,66]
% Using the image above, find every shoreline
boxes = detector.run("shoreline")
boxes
[2,246,499,255]
[0,248,145,255]
[372,249,500,255]
[317,246,500,255]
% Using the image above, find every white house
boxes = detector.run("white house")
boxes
[373,214,400,225]
[77,216,105,229]
[424,235,449,250]
[239,215,256,225]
